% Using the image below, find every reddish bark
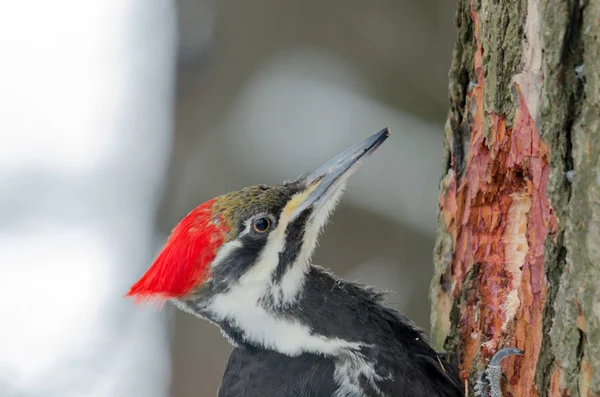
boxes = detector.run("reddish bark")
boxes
[438,4,558,395]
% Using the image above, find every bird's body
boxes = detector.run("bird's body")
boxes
[128,129,464,396]
[219,345,338,397]
[213,265,463,397]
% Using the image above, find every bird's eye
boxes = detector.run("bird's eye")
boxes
[252,217,271,233]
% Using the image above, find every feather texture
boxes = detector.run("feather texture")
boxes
[127,198,228,301]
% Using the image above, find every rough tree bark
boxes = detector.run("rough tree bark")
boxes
[430,0,599,396]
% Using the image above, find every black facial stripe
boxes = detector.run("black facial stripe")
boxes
[272,208,312,283]
[210,234,269,286]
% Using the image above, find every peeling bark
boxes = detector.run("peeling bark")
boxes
[431,0,600,396]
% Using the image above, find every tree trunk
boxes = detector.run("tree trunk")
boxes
[430,0,600,395]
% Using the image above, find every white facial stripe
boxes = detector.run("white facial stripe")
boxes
[210,239,243,268]
[239,219,253,238]
[207,279,364,356]
[233,191,312,288]
[209,179,347,307]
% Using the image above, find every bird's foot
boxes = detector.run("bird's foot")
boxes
[474,347,524,397]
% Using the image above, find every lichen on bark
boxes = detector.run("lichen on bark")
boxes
[543,0,600,394]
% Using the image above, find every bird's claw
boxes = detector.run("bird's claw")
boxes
[474,347,524,397]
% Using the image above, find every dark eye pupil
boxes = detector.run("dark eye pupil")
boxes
[253,218,270,233]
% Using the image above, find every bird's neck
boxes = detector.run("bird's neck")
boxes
[180,265,410,358]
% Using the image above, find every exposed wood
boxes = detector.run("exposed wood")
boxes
[431,0,600,395]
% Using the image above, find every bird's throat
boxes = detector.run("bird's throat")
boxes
[177,265,390,360]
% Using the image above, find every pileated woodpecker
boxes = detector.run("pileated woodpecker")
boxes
[127,129,513,396]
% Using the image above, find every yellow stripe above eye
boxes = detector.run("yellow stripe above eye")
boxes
[280,183,319,222]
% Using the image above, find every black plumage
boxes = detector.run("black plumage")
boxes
[164,131,466,396]
[218,346,338,397]
[213,266,463,397]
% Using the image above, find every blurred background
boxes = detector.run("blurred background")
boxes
[0,0,455,396]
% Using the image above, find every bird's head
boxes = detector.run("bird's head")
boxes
[127,129,389,309]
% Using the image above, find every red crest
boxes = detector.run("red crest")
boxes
[127,199,229,302]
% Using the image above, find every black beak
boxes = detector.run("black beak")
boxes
[289,128,390,222]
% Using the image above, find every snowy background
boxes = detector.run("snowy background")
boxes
[0,1,455,396]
